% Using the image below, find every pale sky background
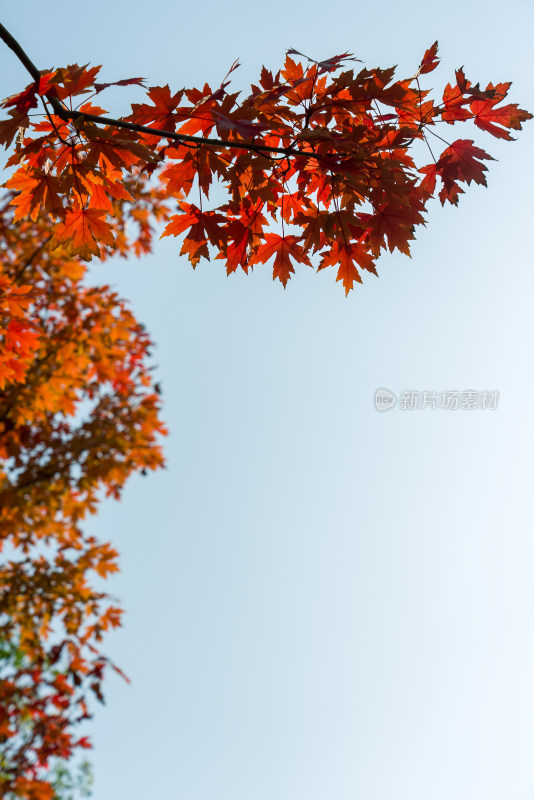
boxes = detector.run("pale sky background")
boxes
[2,2,534,798]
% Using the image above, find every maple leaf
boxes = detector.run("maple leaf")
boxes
[212,110,270,140]
[6,168,63,221]
[94,76,146,94]
[286,48,359,75]
[293,207,328,252]
[49,208,115,259]
[78,101,107,116]
[470,84,533,139]
[214,201,268,274]
[453,67,496,100]
[82,126,157,175]
[420,139,494,206]
[1,85,38,115]
[250,233,311,286]
[161,155,197,196]
[0,107,29,148]
[1,73,56,115]
[418,41,440,75]
[129,85,184,131]
[5,319,40,356]
[161,204,226,266]
[318,240,377,295]
[440,81,472,124]
[418,162,439,197]
[215,218,250,274]
[85,181,113,213]
[52,63,102,100]
[361,198,426,256]
[278,191,311,224]
[280,56,316,104]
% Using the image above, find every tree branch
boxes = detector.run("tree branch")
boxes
[0,21,42,83]
[0,21,319,161]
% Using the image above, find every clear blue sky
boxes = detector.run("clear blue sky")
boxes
[2,2,534,798]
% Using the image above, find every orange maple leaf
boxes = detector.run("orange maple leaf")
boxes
[318,240,377,295]
[49,208,114,259]
[128,85,184,132]
[6,169,63,221]
[52,64,102,100]
[440,81,472,124]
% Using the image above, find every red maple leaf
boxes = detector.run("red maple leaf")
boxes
[215,218,250,274]
[420,139,494,206]
[418,41,440,75]
[94,76,146,94]
[361,198,426,256]
[250,233,312,286]
[470,83,533,139]
[129,85,184,132]
[161,204,227,266]
[212,110,270,140]
[0,107,29,148]
[1,72,56,114]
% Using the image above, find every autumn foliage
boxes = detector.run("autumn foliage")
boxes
[0,189,167,797]
[0,23,530,797]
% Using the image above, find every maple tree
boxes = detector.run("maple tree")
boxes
[1,640,93,799]
[0,19,530,798]
[0,188,166,799]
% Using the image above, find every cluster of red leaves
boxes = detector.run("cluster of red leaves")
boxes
[0,190,167,798]
[0,41,531,297]
[0,37,530,799]
[0,275,40,391]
